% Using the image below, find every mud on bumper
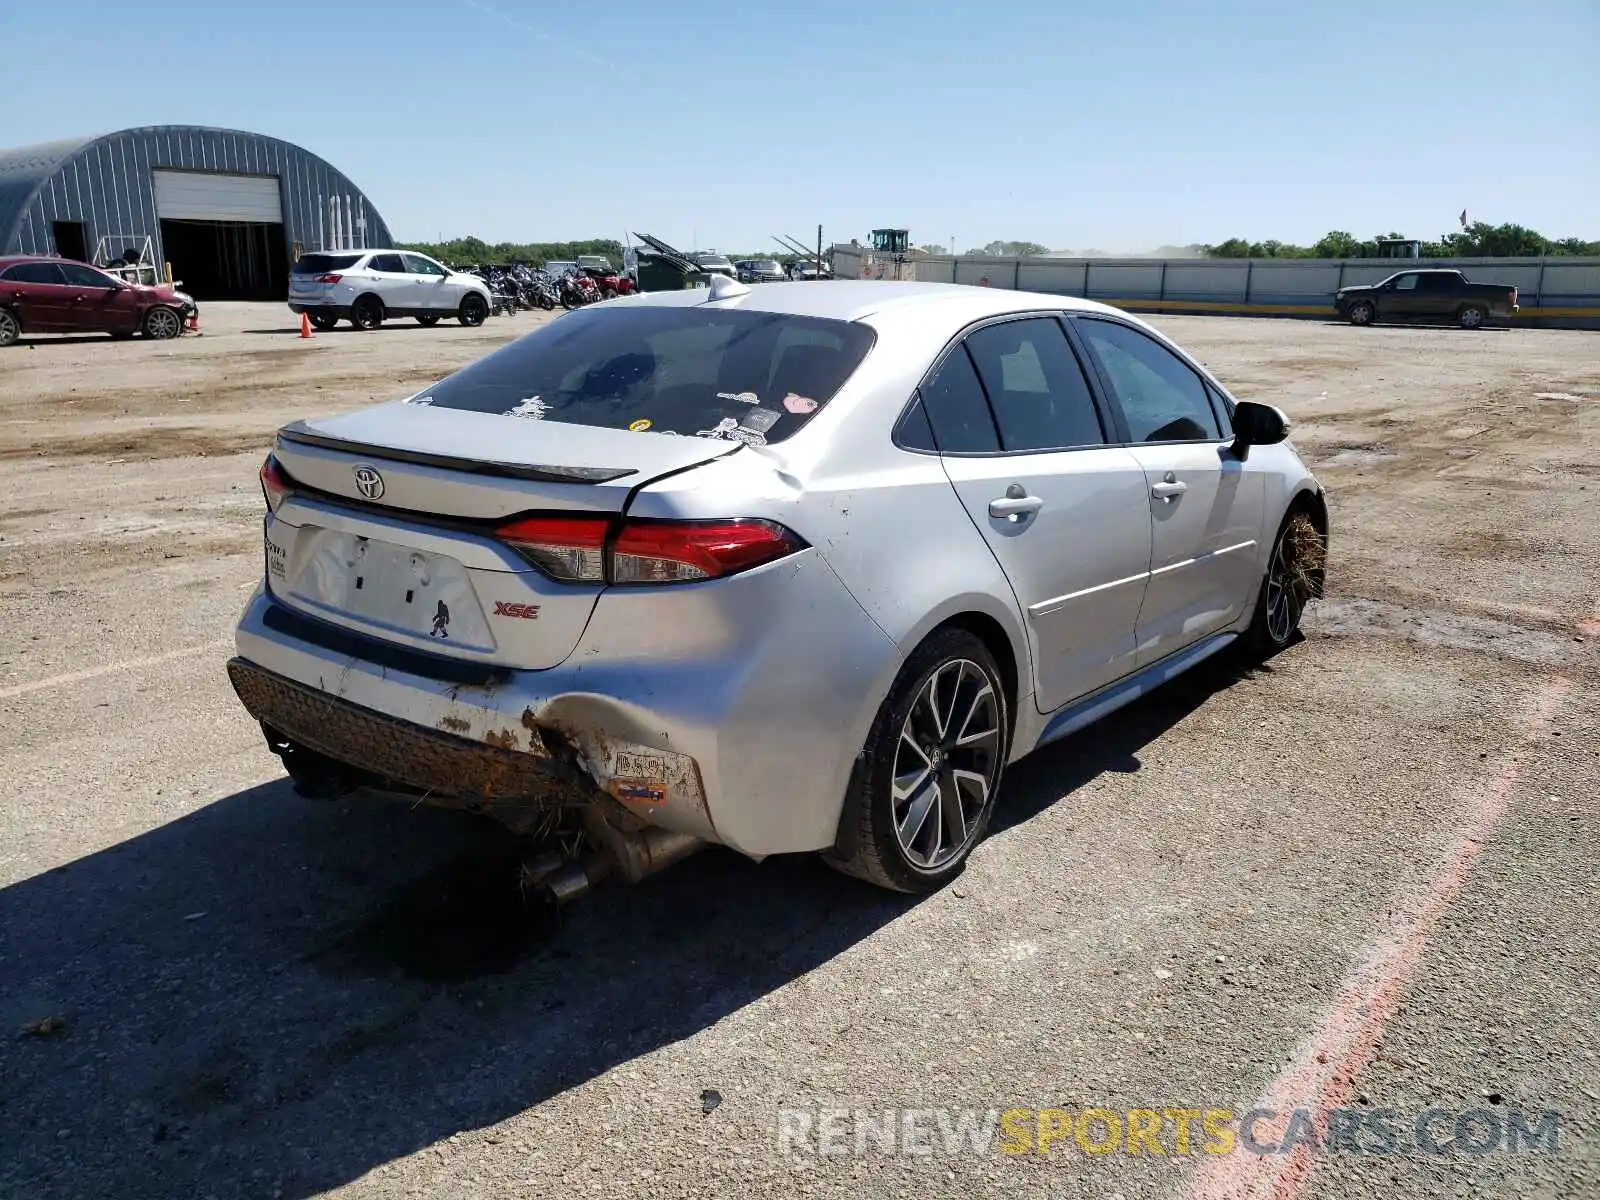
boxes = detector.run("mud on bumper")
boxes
[227,657,605,830]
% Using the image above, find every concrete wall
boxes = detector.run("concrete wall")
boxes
[829,247,1600,327]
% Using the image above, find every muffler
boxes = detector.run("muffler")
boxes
[521,799,703,905]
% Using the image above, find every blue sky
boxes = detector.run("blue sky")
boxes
[2,0,1594,252]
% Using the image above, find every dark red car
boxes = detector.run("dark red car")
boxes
[0,255,198,347]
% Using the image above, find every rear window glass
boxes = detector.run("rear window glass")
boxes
[294,253,362,274]
[416,306,875,446]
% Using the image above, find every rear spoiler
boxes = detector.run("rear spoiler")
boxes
[276,421,638,485]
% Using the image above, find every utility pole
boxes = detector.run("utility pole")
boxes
[816,224,823,275]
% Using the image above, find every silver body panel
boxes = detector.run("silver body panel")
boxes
[234,282,1323,858]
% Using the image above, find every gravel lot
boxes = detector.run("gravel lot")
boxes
[1,302,1596,1200]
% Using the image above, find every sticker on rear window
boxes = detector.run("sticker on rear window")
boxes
[696,416,767,447]
[407,394,434,406]
[507,395,548,420]
[783,393,818,414]
[739,407,780,434]
[629,418,652,432]
[717,391,760,404]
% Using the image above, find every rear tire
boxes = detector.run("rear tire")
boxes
[142,305,182,340]
[0,308,18,347]
[1347,300,1375,326]
[350,295,384,330]
[416,314,442,327]
[824,629,1008,893]
[458,293,488,326]
[308,312,340,331]
[1457,304,1487,330]
[1243,510,1324,658]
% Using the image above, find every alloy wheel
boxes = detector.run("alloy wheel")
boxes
[0,310,18,347]
[1265,536,1298,644]
[891,659,1002,871]
[145,307,181,339]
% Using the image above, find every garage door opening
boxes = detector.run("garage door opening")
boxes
[159,218,288,300]
[151,169,289,301]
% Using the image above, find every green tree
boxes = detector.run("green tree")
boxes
[1312,231,1360,258]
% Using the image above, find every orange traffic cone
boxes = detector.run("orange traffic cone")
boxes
[299,312,313,339]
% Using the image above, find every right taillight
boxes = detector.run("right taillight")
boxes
[493,515,805,585]
[260,454,291,514]
[314,273,343,284]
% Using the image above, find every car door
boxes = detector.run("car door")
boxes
[403,253,455,311]
[1413,271,1458,319]
[367,253,412,310]
[913,315,1154,711]
[1,261,74,330]
[57,262,138,333]
[1381,272,1424,320]
[1073,316,1267,667]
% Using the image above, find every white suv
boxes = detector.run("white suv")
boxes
[288,250,492,331]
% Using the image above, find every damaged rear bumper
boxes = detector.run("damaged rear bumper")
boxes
[227,657,603,830]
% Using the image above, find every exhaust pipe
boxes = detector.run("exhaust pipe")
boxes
[521,800,704,906]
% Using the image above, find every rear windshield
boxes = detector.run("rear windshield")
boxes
[416,306,875,445]
[294,253,362,274]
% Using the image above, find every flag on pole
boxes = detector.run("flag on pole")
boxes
[1459,209,1468,229]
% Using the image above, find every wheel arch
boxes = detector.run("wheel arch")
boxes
[1285,484,1329,599]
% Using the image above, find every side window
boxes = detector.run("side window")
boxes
[404,254,447,277]
[1393,273,1419,291]
[2,262,67,285]
[59,263,113,287]
[919,347,999,453]
[1076,319,1222,443]
[1418,272,1455,293]
[963,317,1105,452]
[370,254,405,273]
[894,397,938,452]
[1205,381,1234,433]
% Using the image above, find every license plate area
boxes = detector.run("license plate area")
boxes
[284,527,495,651]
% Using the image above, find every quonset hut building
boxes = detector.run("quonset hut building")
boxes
[0,125,394,300]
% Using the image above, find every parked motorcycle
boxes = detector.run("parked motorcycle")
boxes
[559,272,601,309]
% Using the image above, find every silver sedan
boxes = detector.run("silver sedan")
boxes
[229,279,1327,894]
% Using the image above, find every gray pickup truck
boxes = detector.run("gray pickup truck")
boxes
[1334,268,1519,329]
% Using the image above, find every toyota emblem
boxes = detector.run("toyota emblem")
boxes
[352,464,385,500]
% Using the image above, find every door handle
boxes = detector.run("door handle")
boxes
[989,484,1043,520]
[1151,474,1188,501]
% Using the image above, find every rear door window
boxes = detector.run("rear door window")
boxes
[418,306,874,445]
[369,254,406,273]
[962,317,1105,451]
[916,347,1000,454]
[1,262,67,285]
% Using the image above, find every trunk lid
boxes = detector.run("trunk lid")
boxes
[265,402,740,669]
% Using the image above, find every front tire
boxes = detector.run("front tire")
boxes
[1243,511,1324,657]
[142,306,182,340]
[458,293,488,327]
[826,629,1008,893]
[1347,300,1375,326]
[1457,304,1487,330]
[350,295,384,330]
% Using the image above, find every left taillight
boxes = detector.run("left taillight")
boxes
[314,273,343,284]
[493,515,805,585]
[611,519,804,584]
[260,454,291,514]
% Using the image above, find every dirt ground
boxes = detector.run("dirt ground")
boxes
[1,302,1596,1200]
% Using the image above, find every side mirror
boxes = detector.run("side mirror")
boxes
[1230,401,1289,461]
